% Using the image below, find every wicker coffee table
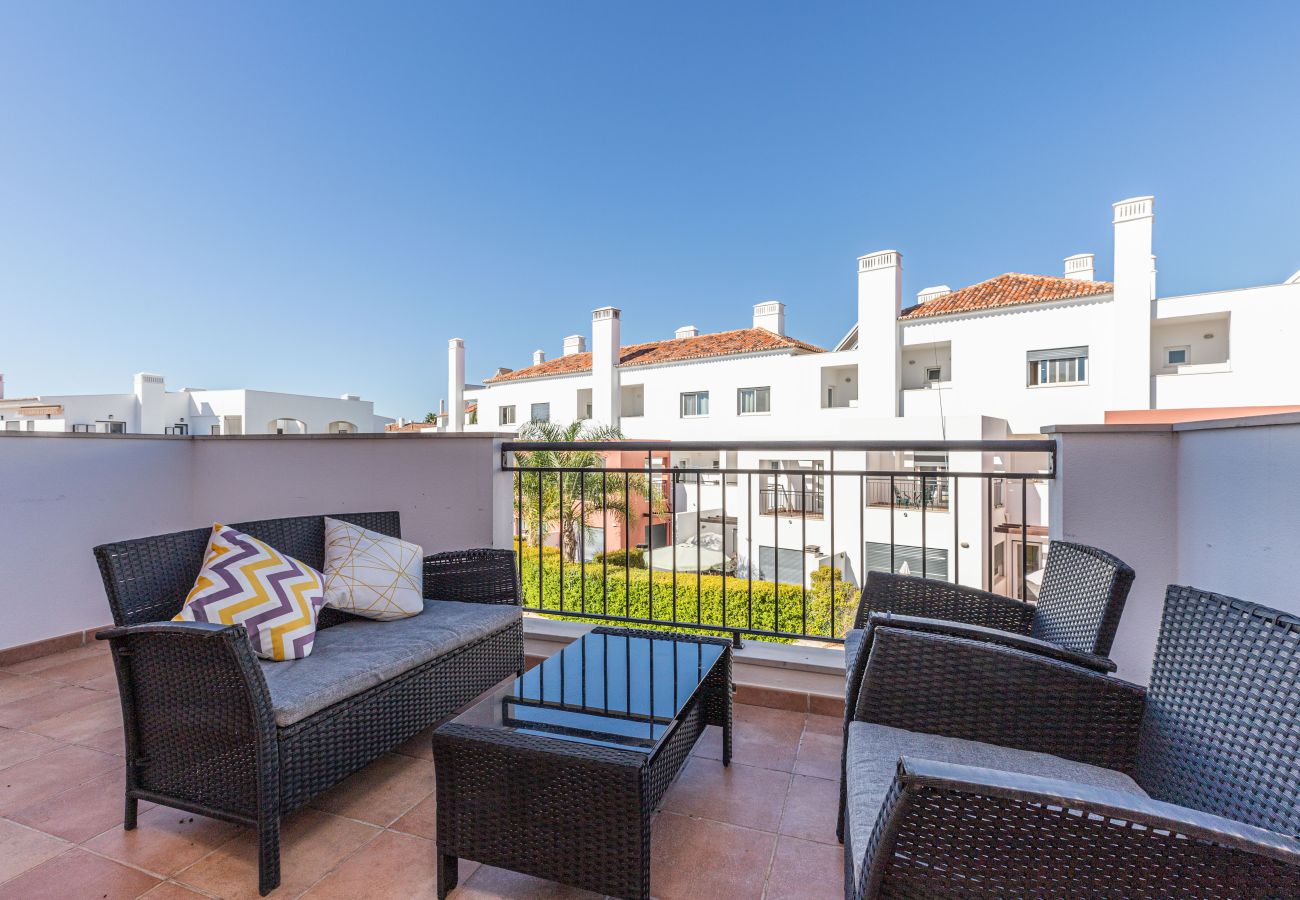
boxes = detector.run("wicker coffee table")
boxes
[431,626,732,899]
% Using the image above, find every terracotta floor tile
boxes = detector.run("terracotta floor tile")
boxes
[0,846,159,900]
[174,807,379,900]
[25,652,116,687]
[0,684,108,729]
[82,672,122,693]
[85,804,241,876]
[804,712,843,735]
[77,724,127,756]
[389,792,437,840]
[661,757,791,832]
[308,752,434,826]
[299,830,443,899]
[27,695,123,743]
[763,835,845,900]
[691,704,804,772]
[453,863,603,899]
[777,773,840,844]
[0,744,119,814]
[649,812,774,900]
[0,728,63,771]
[2,644,107,677]
[793,729,841,780]
[392,725,434,760]
[139,883,210,899]
[0,817,71,884]
[9,768,148,844]
[0,673,52,707]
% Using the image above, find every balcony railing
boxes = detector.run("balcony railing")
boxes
[503,439,1055,646]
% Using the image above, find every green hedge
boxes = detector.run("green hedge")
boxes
[591,547,645,569]
[517,547,856,644]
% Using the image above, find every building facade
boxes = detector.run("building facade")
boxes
[0,373,393,435]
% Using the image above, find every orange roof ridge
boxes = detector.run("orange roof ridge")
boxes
[485,327,824,383]
[899,272,1113,320]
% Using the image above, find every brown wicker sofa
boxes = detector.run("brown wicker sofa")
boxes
[93,511,523,896]
[842,584,1300,898]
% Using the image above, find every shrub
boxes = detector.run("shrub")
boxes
[592,548,645,569]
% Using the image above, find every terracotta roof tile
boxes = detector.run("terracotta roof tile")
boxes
[898,273,1113,320]
[485,328,824,383]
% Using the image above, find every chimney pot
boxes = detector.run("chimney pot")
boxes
[493,367,513,378]
[916,285,951,304]
[752,301,785,336]
[532,349,546,366]
[562,335,586,356]
[1064,253,1096,281]
[675,325,699,339]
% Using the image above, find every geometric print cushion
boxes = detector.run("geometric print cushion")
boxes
[173,524,327,661]
[322,516,424,621]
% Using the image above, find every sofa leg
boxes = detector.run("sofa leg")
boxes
[124,796,138,831]
[437,852,459,898]
[258,817,281,896]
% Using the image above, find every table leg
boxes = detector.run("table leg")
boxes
[437,851,459,898]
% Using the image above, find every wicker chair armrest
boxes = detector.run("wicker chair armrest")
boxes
[866,612,1117,673]
[854,626,1145,774]
[423,548,521,605]
[855,757,1300,900]
[854,571,1035,633]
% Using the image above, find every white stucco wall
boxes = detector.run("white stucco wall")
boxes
[0,432,504,650]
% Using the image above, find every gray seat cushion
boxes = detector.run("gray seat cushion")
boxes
[846,722,1146,888]
[259,600,520,727]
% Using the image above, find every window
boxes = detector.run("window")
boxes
[530,403,550,423]
[992,540,1005,577]
[1027,346,1088,386]
[328,421,357,434]
[2,421,17,432]
[757,546,806,584]
[866,541,949,581]
[499,405,517,426]
[163,424,189,435]
[98,421,126,434]
[925,366,942,383]
[737,386,770,415]
[1164,346,1189,367]
[210,425,221,435]
[680,391,709,417]
[581,526,604,562]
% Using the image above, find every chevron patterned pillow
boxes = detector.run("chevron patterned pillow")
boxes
[322,517,424,621]
[174,523,327,661]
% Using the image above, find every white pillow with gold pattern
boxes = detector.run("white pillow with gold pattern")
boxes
[322,517,423,620]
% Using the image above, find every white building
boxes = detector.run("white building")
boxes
[0,372,393,435]
[448,195,1300,595]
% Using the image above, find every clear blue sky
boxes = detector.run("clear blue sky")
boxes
[2,2,1297,419]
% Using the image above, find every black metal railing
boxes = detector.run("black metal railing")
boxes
[502,439,1056,646]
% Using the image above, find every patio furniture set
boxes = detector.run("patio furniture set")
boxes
[90,515,1298,898]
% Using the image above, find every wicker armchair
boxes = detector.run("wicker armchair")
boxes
[93,511,523,896]
[842,585,1300,898]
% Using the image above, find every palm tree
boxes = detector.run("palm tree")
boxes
[513,420,662,562]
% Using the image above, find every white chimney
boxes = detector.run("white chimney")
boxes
[533,349,546,366]
[1064,253,1096,281]
[447,338,465,432]
[857,251,902,418]
[340,393,361,401]
[563,335,586,356]
[591,307,621,427]
[493,367,513,378]
[916,285,951,304]
[1111,196,1155,411]
[133,372,165,433]
[675,325,699,339]
[752,301,785,335]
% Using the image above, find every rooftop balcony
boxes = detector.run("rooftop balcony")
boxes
[1,417,1297,898]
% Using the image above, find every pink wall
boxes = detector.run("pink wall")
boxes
[0,432,503,650]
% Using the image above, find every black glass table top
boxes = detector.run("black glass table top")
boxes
[450,630,725,753]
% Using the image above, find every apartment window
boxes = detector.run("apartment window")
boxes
[530,402,550,423]
[866,541,949,582]
[736,386,771,415]
[680,391,709,418]
[164,424,189,435]
[757,546,805,585]
[1164,346,1190,367]
[1027,346,1088,386]
[499,405,517,426]
[925,366,942,383]
[98,421,126,434]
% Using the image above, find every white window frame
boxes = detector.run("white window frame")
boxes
[499,405,517,426]
[529,402,550,423]
[925,366,942,383]
[680,391,710,418]
[1164,345,1190,368]
[737,386,770,416]
[1027,347,1088,387]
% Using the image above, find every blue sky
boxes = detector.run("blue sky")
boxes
[2,2,1297,418]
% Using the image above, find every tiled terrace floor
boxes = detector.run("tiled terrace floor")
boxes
[0,641,844,899]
